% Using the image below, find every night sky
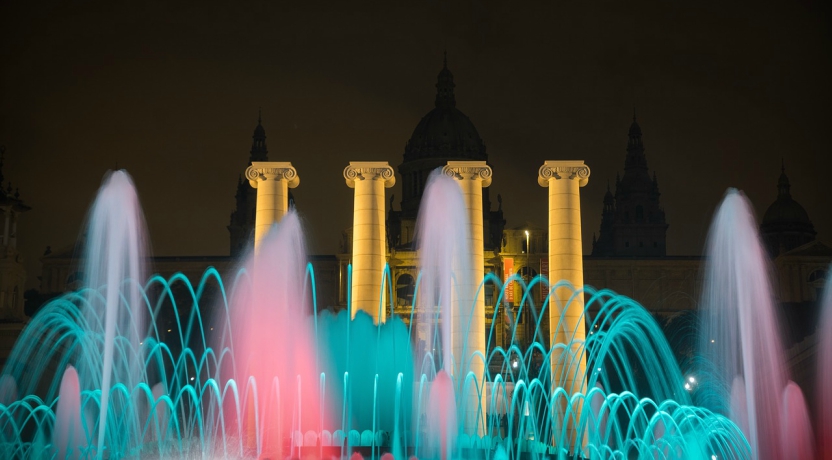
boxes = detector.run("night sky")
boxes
[2,1,830,290]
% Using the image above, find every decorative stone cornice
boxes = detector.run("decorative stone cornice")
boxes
[442,160,492,187]
[538,160,590,187]
[344,162,396,188]
[246,161,300,188]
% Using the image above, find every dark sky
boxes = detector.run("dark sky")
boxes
[2,0,830,290]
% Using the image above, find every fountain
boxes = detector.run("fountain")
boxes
[0,170,827,459]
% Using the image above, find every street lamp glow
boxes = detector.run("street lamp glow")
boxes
[524,230,530,254]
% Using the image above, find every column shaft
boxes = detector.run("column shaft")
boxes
[345,162,396,324]
[443,161,491,435]
[539,160,590,449]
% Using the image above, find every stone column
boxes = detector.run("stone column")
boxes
[344,162,395,323]
[443,160,491,434]
[538,160,590,447]
[245,162,299,250]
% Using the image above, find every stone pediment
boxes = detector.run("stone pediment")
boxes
[779,240,832,258]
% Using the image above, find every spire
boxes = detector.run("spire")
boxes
[603,179,614,207]
[625,113,646,170]
[250,110,268,162]
[435,52,456,108]
[778,159,791,198]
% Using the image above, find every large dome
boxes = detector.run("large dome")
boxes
[396,56,489,220]
[761,170,814,229]
[762,196,813,228]
[403,60,486,162]
[760,167,816,256]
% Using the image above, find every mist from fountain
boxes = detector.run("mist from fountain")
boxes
[4,169,821,459]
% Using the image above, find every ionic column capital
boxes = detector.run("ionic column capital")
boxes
[344,161,396,188]
[538,160,590,187]
[442,160,492,187]
[246,161,300,188]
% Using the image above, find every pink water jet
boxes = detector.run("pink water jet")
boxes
[700,189,813,459]
[426,371,457,460]
[53,366,86,460]
[222,210,328,459]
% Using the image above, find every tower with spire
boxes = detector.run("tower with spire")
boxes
[228,112,269,257]
[0,146,31,320]
[592,114,668,257]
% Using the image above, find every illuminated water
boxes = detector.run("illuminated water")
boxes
[0,172,825,459]
[697,189,818,459]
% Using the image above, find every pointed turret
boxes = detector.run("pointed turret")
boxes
[591,180,617,256]
[250,109,268,162]
[0,146,30,320]
[777,158,791,198]
[625,112,647,170]
[229,112,269,256]
[434,51,456,108]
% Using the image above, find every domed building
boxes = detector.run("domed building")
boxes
[760,163,817,257]
[388,55,504,251]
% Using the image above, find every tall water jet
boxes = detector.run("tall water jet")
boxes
[414,170,471,434]
[220,210,328,458]
[415,170,470,374]
[81,170,148,456]
[698,188,806,459]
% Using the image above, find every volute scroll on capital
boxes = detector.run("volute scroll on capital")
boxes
[343,162,396,189]
[538,161,591,187]
[245,162,300,189]
[442,163,493,187]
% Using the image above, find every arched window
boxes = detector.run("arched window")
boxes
[636,205,644,223]
[808,269,827,282]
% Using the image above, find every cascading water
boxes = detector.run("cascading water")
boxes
[5,169,828,459]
